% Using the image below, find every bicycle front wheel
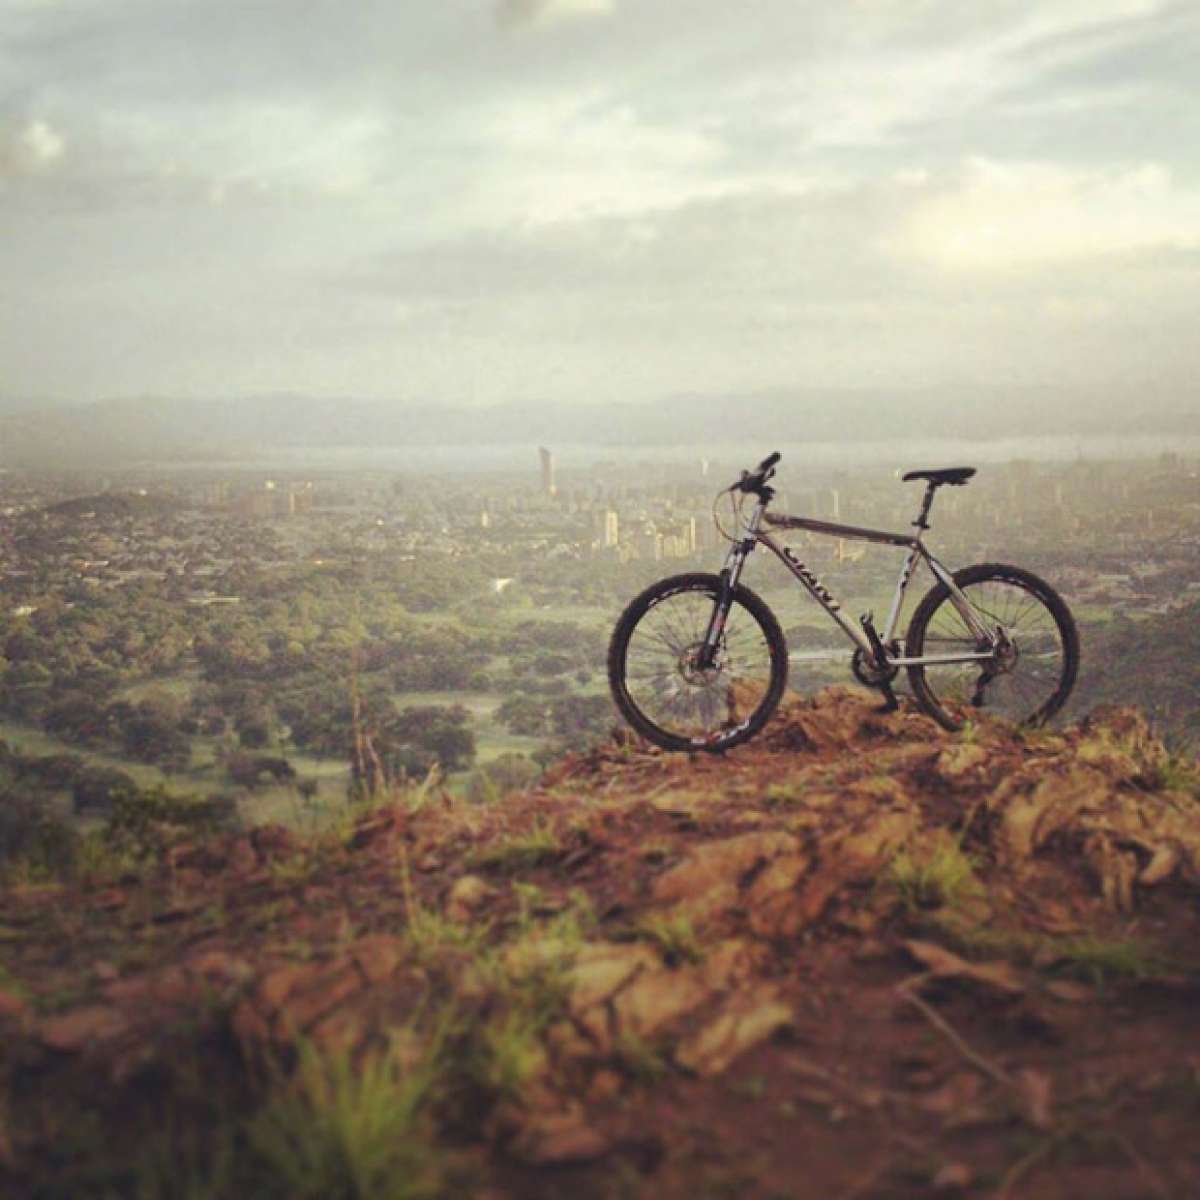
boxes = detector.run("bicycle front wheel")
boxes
[608,573,788,752]
[905,562,1079,731]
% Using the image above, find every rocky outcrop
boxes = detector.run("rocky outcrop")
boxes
[3,687,1199,1195]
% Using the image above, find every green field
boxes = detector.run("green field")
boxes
[0,673,552,830]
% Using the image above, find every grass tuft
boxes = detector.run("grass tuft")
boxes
[1047,934,1166,986]
[472,820,563,872]
[636,911,704,965]
[887,833,982,912]
[246,1032,447,1200]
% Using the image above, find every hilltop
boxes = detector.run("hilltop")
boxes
[1,687,1199,1198]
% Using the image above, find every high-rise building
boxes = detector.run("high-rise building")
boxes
[604,509,620,548]
[538,446,556,496]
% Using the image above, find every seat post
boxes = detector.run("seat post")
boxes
[913,483,937,532]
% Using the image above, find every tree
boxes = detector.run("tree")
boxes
[353,704,476,790]
[73,766,138,814]
[465,753,540,803]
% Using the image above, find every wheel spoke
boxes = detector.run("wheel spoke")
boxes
[612,580,784,749]
[909,569,1075,729]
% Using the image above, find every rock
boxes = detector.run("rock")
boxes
[227,837,259,875]
[351,934,404,983]
[0,989,27,1019]
[932,1162,973,1190]
[507,1104,611,1165]
[1083,834,1138,912]
[933,743,990,788]
[1016,1067,1054,1130]
[675,984,793,1076]
[651,831,801,921]
[918,1072,985,1117]
[1138,844,1180,886]
[187,949,254,986]
[308,1005,367,1053]
[231,997,272,1048]
[745,853,811,938]
[649,793,708,820]
[1079,707,1167,778]
[699,939,763,990]
[39,1005,129,1052]
[990,767,1104,862]
[611,965,712,1042]
[445,875,496,923]
[256,963,312,1010]
[150,965,193,1006]
[502,936,578,980]
[566,944,658,1016]
[274,962,365,1035]
[903,940,1024,997]
[1043,980,1094,1004]
[542,1019,595,1063]
[586,1068,624,1104]
[792,811,918,926]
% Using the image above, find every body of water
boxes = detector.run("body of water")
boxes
[161,433,1200,476]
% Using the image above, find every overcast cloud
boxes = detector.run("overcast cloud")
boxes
[1,0,1197,409]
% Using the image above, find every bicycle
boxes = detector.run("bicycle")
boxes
[607,451,1079,751]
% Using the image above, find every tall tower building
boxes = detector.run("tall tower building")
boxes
[538,447,557,497]
[604,509,620,548]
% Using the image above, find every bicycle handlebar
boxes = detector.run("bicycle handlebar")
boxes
[735,450,781,494]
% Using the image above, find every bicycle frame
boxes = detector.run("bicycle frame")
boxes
[704,497,998,669]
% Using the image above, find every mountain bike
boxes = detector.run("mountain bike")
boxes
[608,452,1079,751]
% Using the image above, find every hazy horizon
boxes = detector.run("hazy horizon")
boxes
[3,1,1198,420]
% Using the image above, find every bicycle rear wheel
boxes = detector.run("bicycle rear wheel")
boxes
[905,562,1078,730]
[608,573,788,752]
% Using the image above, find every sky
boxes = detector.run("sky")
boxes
[1,0,1198,411]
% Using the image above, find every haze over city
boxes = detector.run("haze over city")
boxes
[2,0,1198,426]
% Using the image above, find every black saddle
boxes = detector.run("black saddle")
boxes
[902,467,976,487]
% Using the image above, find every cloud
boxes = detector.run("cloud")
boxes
[1,0,1197,403]
[497,0,614,30]
[901,158,1200,268]
[0,116,65,177]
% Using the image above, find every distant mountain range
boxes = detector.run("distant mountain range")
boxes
[0,389,1196,468]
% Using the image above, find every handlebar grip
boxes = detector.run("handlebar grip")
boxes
[760,451,781,471]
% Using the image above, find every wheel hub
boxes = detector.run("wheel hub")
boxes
[990,629,1018,674]
[679,641,721,685]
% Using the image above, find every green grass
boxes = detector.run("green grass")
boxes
[245,1033,448,1200]
[1047,935,1167,985]
[471,1008,548,1100]
[636,912,705,965]
[932,916,1182,990]
[471,820,563,872]
[886,834,982,913]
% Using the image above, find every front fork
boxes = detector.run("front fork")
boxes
[697,504,764,669]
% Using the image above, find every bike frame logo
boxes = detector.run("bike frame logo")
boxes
[782,547,840,612]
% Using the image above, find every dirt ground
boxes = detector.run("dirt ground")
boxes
[1,686,1198,1198]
